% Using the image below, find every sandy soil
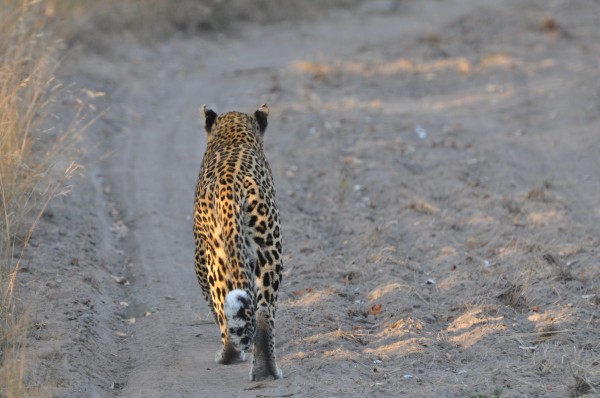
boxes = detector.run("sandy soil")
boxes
[18,0,600,397]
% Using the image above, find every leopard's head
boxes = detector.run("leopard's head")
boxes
[201,104,269,144]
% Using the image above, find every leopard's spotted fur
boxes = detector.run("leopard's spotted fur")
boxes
[193,104,283,381]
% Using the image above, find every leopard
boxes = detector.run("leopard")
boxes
[193,104,283,381]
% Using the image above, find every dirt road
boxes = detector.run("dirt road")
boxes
[22,1,600,397]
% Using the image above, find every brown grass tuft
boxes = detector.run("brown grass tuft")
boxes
[497,269,532,310]
[568,353,600,397]
[0,1,87,396]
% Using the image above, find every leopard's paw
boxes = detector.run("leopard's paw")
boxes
[249,364,282,381]
[215,346,246,364]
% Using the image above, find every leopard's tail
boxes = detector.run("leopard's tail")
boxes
[224,289,256,352]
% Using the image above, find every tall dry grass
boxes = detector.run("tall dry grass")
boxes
[0,1,83,395]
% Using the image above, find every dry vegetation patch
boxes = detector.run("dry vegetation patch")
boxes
[0,1,88,395]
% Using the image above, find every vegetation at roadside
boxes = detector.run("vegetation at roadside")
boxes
[0,0,83,395]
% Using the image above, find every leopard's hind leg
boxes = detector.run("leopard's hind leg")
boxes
[250,247,283,381]
[196,232,245,364]
[193,232,217,322]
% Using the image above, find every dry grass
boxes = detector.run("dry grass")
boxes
[0,1,84,396]
[568,352,600,397]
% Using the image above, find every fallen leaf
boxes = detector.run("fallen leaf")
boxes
[409,200,439,214]
[539,15,564,37]
[368,304,382,316]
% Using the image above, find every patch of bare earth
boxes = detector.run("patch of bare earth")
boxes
[19,0,600,397]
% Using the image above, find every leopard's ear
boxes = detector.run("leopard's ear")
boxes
[201,104,217,134]
[254,104,269,133]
